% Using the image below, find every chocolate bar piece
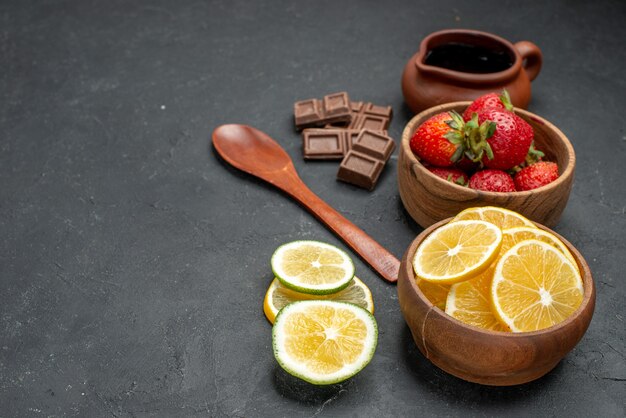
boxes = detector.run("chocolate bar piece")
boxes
[302,129,349,160]
[336,130,396,190]
[302,128,390,160]
[352,130,395,162]
[328,101,393,131]
[350,101,393,131]
[294,92,352,129]
[337,152,385,191]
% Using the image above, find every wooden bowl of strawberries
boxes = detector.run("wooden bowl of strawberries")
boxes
[398,93,575,228]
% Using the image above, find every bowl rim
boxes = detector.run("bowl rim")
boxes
[402,217,595,338]
[400,101,576,196]
[415,29,522,85]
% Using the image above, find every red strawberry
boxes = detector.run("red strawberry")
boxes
[410,112,465,167]
[427,167,469,186]
[469,169,515,192]
[463,90,513,121]
[471,108,534,170]
[514,161,559,191]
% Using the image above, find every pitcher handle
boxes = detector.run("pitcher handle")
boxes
[515,41,542,82]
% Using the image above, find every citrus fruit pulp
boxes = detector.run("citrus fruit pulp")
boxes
[445,266,509,332]
[491,239,584,332]
[417,278,450,310]
[271,240,355,295]
[263,276,374,324]
[413,220,503,284]
[452,206,537,230]
[501,226,579,274]
[272,300,377,385]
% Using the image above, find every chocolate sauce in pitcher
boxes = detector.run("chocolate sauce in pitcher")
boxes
[424,43,513,74]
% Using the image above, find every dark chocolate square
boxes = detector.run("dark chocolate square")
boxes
[337,151,384,191]
[352,130,395,162]
[302,129,346,160]
[364,103,393,118]
[355,114,389,131]
[342,101,392,130]
[294,92,352,129]
[294,99,322,127]
[323,92,350,117]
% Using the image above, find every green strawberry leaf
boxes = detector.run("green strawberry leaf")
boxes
[479,121,496,139]
[525,142,545,165]
[465,113,479,130]
[445,119,459,130]
[444,132,464,145]
[484,142,495,160]
[450,145,464,163]
[500,89,514,111]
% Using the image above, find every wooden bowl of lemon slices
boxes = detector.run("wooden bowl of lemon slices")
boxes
[397,207,595,386]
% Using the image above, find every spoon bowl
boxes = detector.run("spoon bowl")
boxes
[213,124,294,179]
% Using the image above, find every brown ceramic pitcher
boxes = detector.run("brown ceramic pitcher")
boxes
[401,29,542,114]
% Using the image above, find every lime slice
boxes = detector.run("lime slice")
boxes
[272,300,378,385]
[271,240,355,295]
[263,276,374,324]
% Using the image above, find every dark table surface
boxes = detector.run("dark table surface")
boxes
[2,0,625,416]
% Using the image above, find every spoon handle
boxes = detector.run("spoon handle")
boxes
[284,175,400,283]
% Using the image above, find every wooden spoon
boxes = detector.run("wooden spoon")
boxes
[212,124,399,283]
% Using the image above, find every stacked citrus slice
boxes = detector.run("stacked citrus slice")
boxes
[264,276,374,324]
[271,240,356,295]
[445,266,509,332]
[500,226,579,273]
[414,207,584,333]
[413,220,502,284]
[491,240,583,332]
[417,279,449,311]
[263,240,377,385]
[452,206,537,230]
[272,300,377,385]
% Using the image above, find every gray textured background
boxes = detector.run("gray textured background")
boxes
[1,0,624,416]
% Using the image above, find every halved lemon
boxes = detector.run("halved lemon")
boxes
[417,278,450,310]
[271,241,355,295]
[452,206,537,230]
[413,220,502,284]
[446,266,510,332]
[501,227,579,274]
[272,300,378,385]
[263,276,374,324]
[491,240,584,332]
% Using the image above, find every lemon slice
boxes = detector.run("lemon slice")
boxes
[263,276,374,324]
[452,206,537,230]
[417,278,450,310]
[272,300,378,385]
[491,240,584,332]
[501,227,579,274]
[446,266,510,332]
[413,220,502,284]
[271,241,355,295]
